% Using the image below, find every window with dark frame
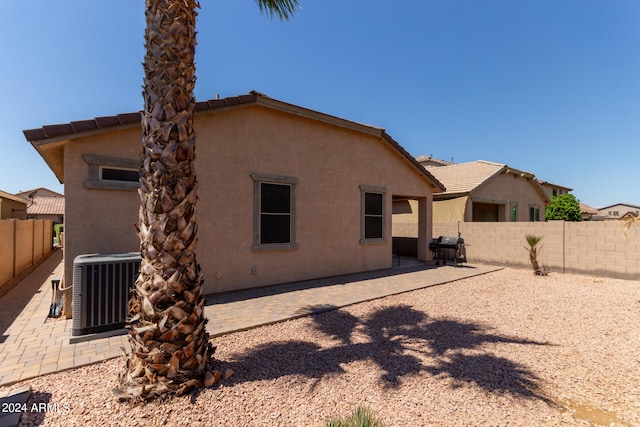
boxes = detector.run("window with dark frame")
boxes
[84,155,140,190]
[259,182,292,245]
[101,167,139,183]
[251,173,298,250]
[360,185,386,243]
[529,206,540,222]
[364,192,384,239]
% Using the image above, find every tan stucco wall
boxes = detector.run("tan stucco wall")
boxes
[472,173,546,221]
[0,199,27,219]
[0,219,53,287]
[433,221,640,279]
[0,221,15,285]
[432,197,468,223]
[63,127,142,313]
[62,105,435,296]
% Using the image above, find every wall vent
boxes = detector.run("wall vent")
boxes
[72,252,140,336]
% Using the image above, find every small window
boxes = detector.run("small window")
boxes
[360,185,386,243]
[552,189,558,197]
[510,203,518,222]
[84,155,140,190]
[100,166,139,183]
[529,206,540,222]
[251,173,298,250]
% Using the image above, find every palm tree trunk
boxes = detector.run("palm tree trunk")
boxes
[114,0,215,400]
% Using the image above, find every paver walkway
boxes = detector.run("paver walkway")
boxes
[0,250,500,387]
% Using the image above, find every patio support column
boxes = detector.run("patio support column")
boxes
[417,197,430,261]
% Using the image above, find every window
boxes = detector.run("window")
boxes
[252,173,298,250]
[84,155,140,190]
[510,203,518,222]
[552,189,558,197]
[100,166,138,183]
[529,206,540,222]
[360,185,386,243]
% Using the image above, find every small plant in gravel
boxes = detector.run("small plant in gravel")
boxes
[525,234,547,276]
[325,406,385,427]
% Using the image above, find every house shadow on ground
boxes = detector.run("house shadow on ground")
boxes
[214,304,553,402]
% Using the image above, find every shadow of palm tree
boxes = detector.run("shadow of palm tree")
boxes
[217,304,551,400]
[426,353,544,399]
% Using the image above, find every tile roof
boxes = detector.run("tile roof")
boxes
[598,203,640,211]
[0,190,29,204]
[27,196,65,215]
[16,188,64,198]
[580,203,598,215]
[426,160,506,195]
[415,155,453,167]
[23,94,260,142]
[538,180,573,192]
[23,91,445,193]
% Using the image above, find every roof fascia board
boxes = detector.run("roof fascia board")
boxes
[471,165,508,193]
[434,191,470,199]
[381,133,446,192]
[28,122,140,147]
[255,96,382,137]
[254,95,446,193]
[0,190,29,204]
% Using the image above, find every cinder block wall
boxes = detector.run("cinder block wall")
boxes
[0,219,53,287]
[430,221,639,279]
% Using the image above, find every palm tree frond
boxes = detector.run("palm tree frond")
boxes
[525,234,542,249]
[255,0,300,20]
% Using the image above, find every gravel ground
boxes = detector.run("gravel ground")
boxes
[4,267,640,426]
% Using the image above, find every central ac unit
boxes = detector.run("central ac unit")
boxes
[72,252,140,336]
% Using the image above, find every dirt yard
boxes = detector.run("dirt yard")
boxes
[7,267,640,426]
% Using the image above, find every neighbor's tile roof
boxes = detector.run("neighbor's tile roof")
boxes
[580,203,598,215]
[426,160,506,195]
[27,196,65,215]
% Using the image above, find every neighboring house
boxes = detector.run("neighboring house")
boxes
[538,181,573,199]
[15,188,65,224]
[0,189,29,219]
[24,91,444,302]
[598,203,640,220]
[415,155,453,168]
[620,211,638,220]
[579,203,602,221]
[416,159,550,222]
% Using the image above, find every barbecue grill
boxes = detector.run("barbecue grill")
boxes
[430,235,467,266]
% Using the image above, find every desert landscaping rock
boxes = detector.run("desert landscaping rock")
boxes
[4,267,639,426]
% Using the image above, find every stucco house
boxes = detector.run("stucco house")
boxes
[598,203,640,220]
[16,188,65,224]
[24,91,444,310]
[580,203,601,221]
[416,159,550,222]
[538,181,573,200]
[0,190,29,219]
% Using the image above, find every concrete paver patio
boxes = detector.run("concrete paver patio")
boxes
[0,250,500,387]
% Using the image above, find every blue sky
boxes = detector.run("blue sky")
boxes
[1,0,638,208]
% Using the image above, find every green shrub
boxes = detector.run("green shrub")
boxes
[325,407,385,427]
[53,223,64,245]
[545,194,582,221]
